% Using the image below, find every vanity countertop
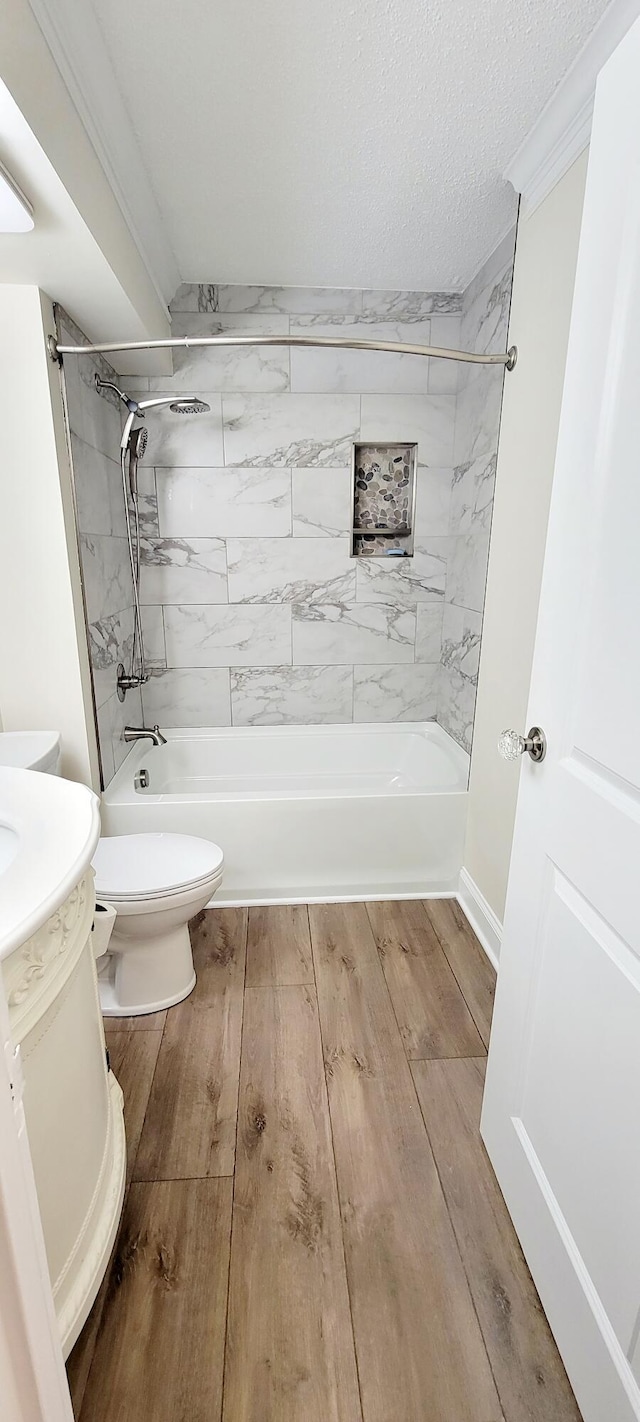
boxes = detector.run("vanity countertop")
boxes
[0,767,100,962]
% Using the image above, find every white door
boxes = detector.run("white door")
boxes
[481,18,640,1422]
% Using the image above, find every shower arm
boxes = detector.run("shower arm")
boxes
[49,332,517,369]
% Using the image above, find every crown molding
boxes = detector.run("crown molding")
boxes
[26,0,180,307]
[505,0,640,215]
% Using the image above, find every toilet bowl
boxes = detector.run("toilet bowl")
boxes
[92,832,224,1016]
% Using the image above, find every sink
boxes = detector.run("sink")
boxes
[0,823,19,876]
[0,766,100,960]
[0,731,61,774]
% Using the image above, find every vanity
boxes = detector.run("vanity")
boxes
[0,762,125,1357]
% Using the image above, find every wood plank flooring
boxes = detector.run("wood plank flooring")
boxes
[68,899,582,1422]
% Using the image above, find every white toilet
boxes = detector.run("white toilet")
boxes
[92,832,224,1016]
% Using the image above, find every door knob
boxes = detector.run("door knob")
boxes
[498,726,547,763]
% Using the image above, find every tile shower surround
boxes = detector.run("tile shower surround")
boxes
[438,230,515,750]
[56,307,143,788]
[64,259,513,783]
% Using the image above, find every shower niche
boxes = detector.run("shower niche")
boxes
[350,442,417,557]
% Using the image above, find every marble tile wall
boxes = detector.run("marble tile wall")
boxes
[63,264,513,761]
[56,307,142,787]
[127,283,464,729]
[437,233,516,752]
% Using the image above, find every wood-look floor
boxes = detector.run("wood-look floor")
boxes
[67,900,582,1422]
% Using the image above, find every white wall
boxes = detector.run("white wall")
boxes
[463,151,589,929]
[0,0,174,376]
[0,286,99,786]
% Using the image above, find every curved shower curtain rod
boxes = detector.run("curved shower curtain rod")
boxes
[50,332,518,369]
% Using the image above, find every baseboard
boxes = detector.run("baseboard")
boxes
[210,885,459,909]
[457,869,502,972]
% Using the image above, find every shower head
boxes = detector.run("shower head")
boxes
[93,379,209,449]
[170,398,210,414]
[127,425,148,501]
[95,378,209,418]
[129,425,148,460]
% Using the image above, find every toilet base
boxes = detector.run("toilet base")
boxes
[98,921,197,1016]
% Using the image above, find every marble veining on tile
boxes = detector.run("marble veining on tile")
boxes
[437,664,478,755]
[80,534,133,624]
[97,684,143,782]
[360,392,456,467]
[128,471,159,538]
[446,528,490,615]
[450,452,496,536]
[292,602,415,665]
[454,365,505,465]
[353,664,439,722]
[415,604,445,664]
[170,311,291,339]
[70,434,117,537]
[89,608,135,708]
[230,665,353,725]
[460,232,515,356]
[227,537,355,604]
[142,667,232,727]
[292,467,350,537]
[140,605,168,667]
[223,393,360,467]
[427,316,462,395]
[441,604,482,681]
[289,318,432,395]
[436,239,514,751]
[151,312,290,393]
[163,603,291,668]
[139,537,228,605]
[361,290,463,318]
[170,284,364,315]
[414,466,452,537]
[356,539,448,604]
[156,466,291,539]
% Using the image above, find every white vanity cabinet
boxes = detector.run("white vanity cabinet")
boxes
[0,768,125,1358]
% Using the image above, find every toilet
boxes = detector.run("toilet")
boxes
[92,832,224,1016]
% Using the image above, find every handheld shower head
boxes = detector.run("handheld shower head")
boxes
[130,425,148,460]
[128,425,148,499]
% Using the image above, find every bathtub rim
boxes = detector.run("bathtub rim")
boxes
[103,721,470,806]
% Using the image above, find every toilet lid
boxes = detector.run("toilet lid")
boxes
[92,833,224,900]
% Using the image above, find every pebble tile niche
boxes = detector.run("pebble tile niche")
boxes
[351,443,416,557]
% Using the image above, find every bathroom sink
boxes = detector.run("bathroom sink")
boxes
[0,730,61,774]
[0,767,100,960]
[0,823,19,876]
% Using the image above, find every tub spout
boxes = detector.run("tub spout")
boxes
[124,724,167,747]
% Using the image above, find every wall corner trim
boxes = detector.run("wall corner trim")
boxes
[457,869,502,972]
[504,0,640,216]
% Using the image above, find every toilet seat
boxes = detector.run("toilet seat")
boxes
[92,832,224,902]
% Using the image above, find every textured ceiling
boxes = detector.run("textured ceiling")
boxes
[89,0,610,291]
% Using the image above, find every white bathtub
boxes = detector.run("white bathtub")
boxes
[101,722,469,906]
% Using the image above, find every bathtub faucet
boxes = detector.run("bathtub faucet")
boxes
[123,724,167,747]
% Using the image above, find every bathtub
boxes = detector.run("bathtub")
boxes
[101,722,469,906]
